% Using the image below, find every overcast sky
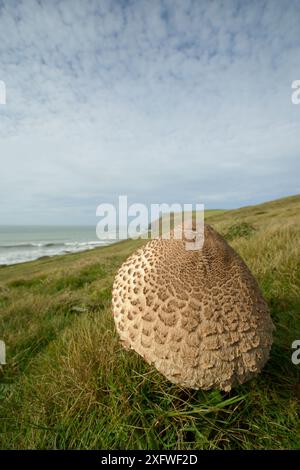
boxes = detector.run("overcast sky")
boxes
[0,0,299,225]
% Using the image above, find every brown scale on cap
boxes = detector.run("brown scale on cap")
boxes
[112,224,274,391]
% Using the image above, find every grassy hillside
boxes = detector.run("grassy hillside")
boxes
[0,194,300,449]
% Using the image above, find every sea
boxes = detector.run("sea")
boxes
[0,226,119,266]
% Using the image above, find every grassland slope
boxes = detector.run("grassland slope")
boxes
[0,194,300,449]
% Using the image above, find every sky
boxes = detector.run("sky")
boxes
[0,0,299,225]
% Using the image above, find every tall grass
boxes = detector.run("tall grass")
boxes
[0,195,300,449]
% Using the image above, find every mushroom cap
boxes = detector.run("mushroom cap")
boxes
[112,224,274,391]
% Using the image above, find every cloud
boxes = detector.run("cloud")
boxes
[0,0,299,224]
